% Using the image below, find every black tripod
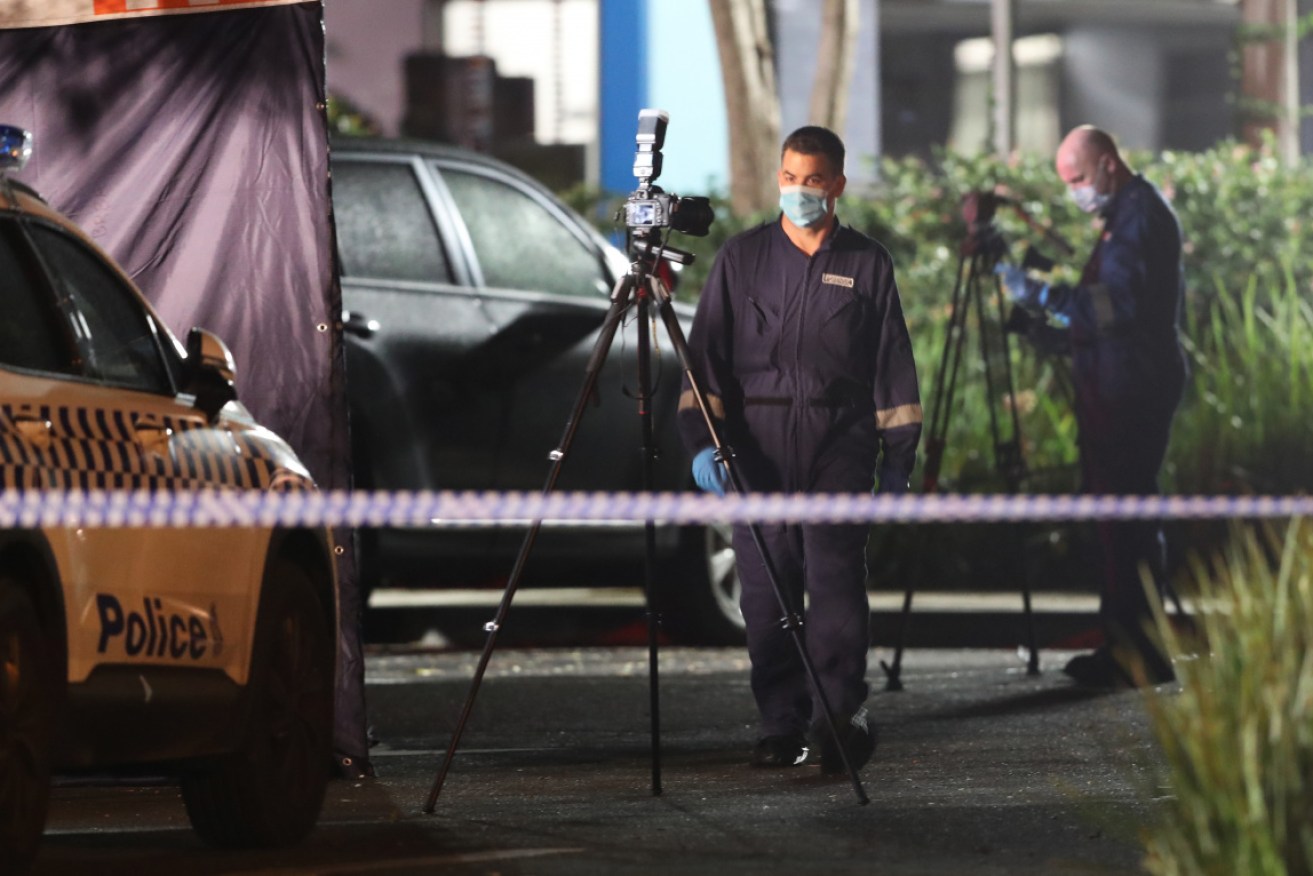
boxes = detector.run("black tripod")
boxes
[880,193,1044,691]
[423,166,872,808]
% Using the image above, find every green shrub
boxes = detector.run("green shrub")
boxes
[860,144,1313,497]
[1143,520,1313,875]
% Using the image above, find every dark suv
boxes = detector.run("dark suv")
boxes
[331,138,741,643]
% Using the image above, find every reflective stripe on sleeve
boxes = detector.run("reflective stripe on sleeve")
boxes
[679,389,725,420]
[876,403,923,430]
[1087,283,1116,331]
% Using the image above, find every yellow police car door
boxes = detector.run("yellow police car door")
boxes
[21,218,266,685]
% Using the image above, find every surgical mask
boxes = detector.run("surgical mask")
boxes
[1070,163,1111,214]
[1070,184,1109,214]
[779,185,829,227]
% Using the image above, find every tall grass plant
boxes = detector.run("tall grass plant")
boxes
[1169,267,1313,495]
[1144,520,1313,875]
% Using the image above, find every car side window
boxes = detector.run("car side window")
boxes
[438,166,609,299]
[333,160,453,284]
[0,220,73,375]
[28,224,173,394]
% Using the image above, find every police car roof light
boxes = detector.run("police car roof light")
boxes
[0,125,32,172]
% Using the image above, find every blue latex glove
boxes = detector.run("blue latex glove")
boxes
[691,447,729,496]
[993,262,1048,309]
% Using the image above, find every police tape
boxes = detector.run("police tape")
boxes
[1,489,1311,529]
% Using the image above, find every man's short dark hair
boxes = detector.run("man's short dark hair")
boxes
[781,126,845,175]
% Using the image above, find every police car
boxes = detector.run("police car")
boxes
[0,126,337,868]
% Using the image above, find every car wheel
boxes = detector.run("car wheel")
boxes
[0,582,54,873]
[661,524,745,645]
[181,556,333,848]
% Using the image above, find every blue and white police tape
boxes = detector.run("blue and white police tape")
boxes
[1,489,1311,529]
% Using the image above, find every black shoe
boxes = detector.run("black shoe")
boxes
[334,753,376,780]
[1062,649,1123,688]
[750,733,810,767]
[1063,646,1175,689]
[818,708,877,775]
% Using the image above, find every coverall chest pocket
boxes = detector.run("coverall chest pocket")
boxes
[814,286,867,368]
[735,294,779,371]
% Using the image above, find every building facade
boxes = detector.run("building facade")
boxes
[325,0,1279,197]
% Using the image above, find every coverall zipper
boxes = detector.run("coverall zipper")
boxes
[792,253,817,490]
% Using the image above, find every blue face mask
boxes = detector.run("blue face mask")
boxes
[779,185,829,228]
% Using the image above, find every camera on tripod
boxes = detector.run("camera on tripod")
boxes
[959,190,1011,259]
[623,109,714,237]
[957,189,1072,356]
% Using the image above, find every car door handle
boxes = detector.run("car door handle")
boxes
[343,310,380,339]
[132,417,175,459]
[8,413,54,450]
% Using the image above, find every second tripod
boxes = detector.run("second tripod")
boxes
[880,192,1042,690]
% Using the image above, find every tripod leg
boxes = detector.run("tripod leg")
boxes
[878,582,914,692]
[976,253,1041,675]
[924,255,975,486]
[650,281,870,806]
[1015,526,1041,675]
[635,291,662,797]
[886,253,972,690]
[423,275,637,812]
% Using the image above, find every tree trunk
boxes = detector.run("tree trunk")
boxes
[708,0,781,216]
[1239,0,1299,159]
[990,0,1015,158]
[808,0,859,134]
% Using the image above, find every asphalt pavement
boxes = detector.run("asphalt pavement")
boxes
[368,645,1165,875]
[36,645,1170,875]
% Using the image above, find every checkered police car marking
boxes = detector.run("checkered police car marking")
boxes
[0,401,286,492]
[0,374,314,676]
[0,390,306,676]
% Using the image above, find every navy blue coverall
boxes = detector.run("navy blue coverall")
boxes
[1043,175,1187,663]
[679,218,922,738]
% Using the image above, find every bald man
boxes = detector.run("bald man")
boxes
[998,126,1187,687]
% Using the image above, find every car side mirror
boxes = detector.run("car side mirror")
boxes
[184,327,238,422]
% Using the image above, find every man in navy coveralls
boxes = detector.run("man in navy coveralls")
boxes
[679,126,922,772]
[997,125,1186,688]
